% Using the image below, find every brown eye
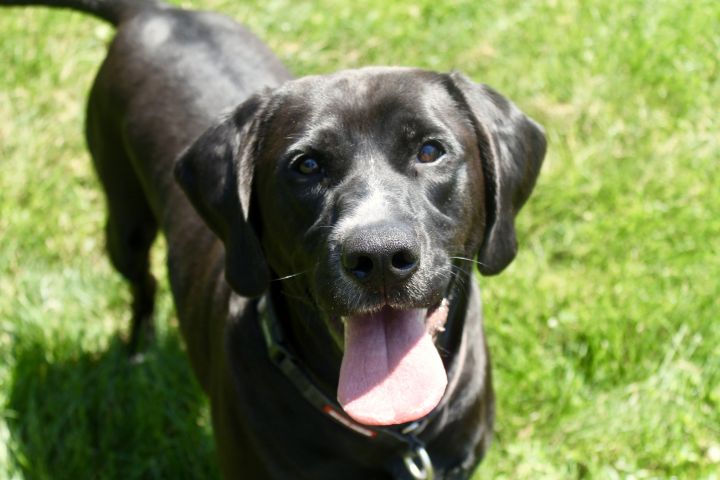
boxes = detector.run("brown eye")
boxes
[417,142,445,163]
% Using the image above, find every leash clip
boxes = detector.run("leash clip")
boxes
[403,443,434,480]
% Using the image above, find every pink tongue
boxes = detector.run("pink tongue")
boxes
[337,307,448,426]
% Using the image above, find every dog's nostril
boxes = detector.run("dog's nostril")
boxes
[391,249,418,271]
[347,254,374,280]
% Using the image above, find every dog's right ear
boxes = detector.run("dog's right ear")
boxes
[174,94,269,297]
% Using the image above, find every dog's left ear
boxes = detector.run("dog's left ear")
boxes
[445,72,547,275]
[174,94,270,297]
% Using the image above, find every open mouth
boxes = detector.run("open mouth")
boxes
[337,299,450,426]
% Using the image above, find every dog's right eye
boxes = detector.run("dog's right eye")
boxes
[294,155,322,176]
[417,141,445,164]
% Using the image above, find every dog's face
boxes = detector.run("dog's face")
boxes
[254,69,483,323]
[175,67,546,425]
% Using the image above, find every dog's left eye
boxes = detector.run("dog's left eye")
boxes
[417,142,445,163]
[294,155,322,176]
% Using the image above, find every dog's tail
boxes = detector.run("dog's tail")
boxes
[0,0,167,25]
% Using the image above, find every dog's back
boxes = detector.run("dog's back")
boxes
[86,2,290,218]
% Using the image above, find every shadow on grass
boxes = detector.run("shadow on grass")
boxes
[7,332,219,479]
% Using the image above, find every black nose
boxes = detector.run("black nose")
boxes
[341,223,420,289]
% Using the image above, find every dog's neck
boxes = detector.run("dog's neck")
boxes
[268,283,344,394]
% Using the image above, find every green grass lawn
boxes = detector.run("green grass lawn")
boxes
[1,0,718,478]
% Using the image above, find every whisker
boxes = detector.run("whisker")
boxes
[448,265,470,295]
[450,256,488,268]
[449,264,471,276]
[272,269,310,282]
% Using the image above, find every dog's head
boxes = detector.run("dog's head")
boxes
[175,67,545,425]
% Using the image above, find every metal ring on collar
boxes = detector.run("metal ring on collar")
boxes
[403,445,434,480]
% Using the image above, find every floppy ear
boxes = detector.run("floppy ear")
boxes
[174,94,270,297]
[446,72,547,275]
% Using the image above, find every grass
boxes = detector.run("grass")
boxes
[1,0,718,478]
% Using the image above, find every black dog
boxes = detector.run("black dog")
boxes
[3,1,546,478]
